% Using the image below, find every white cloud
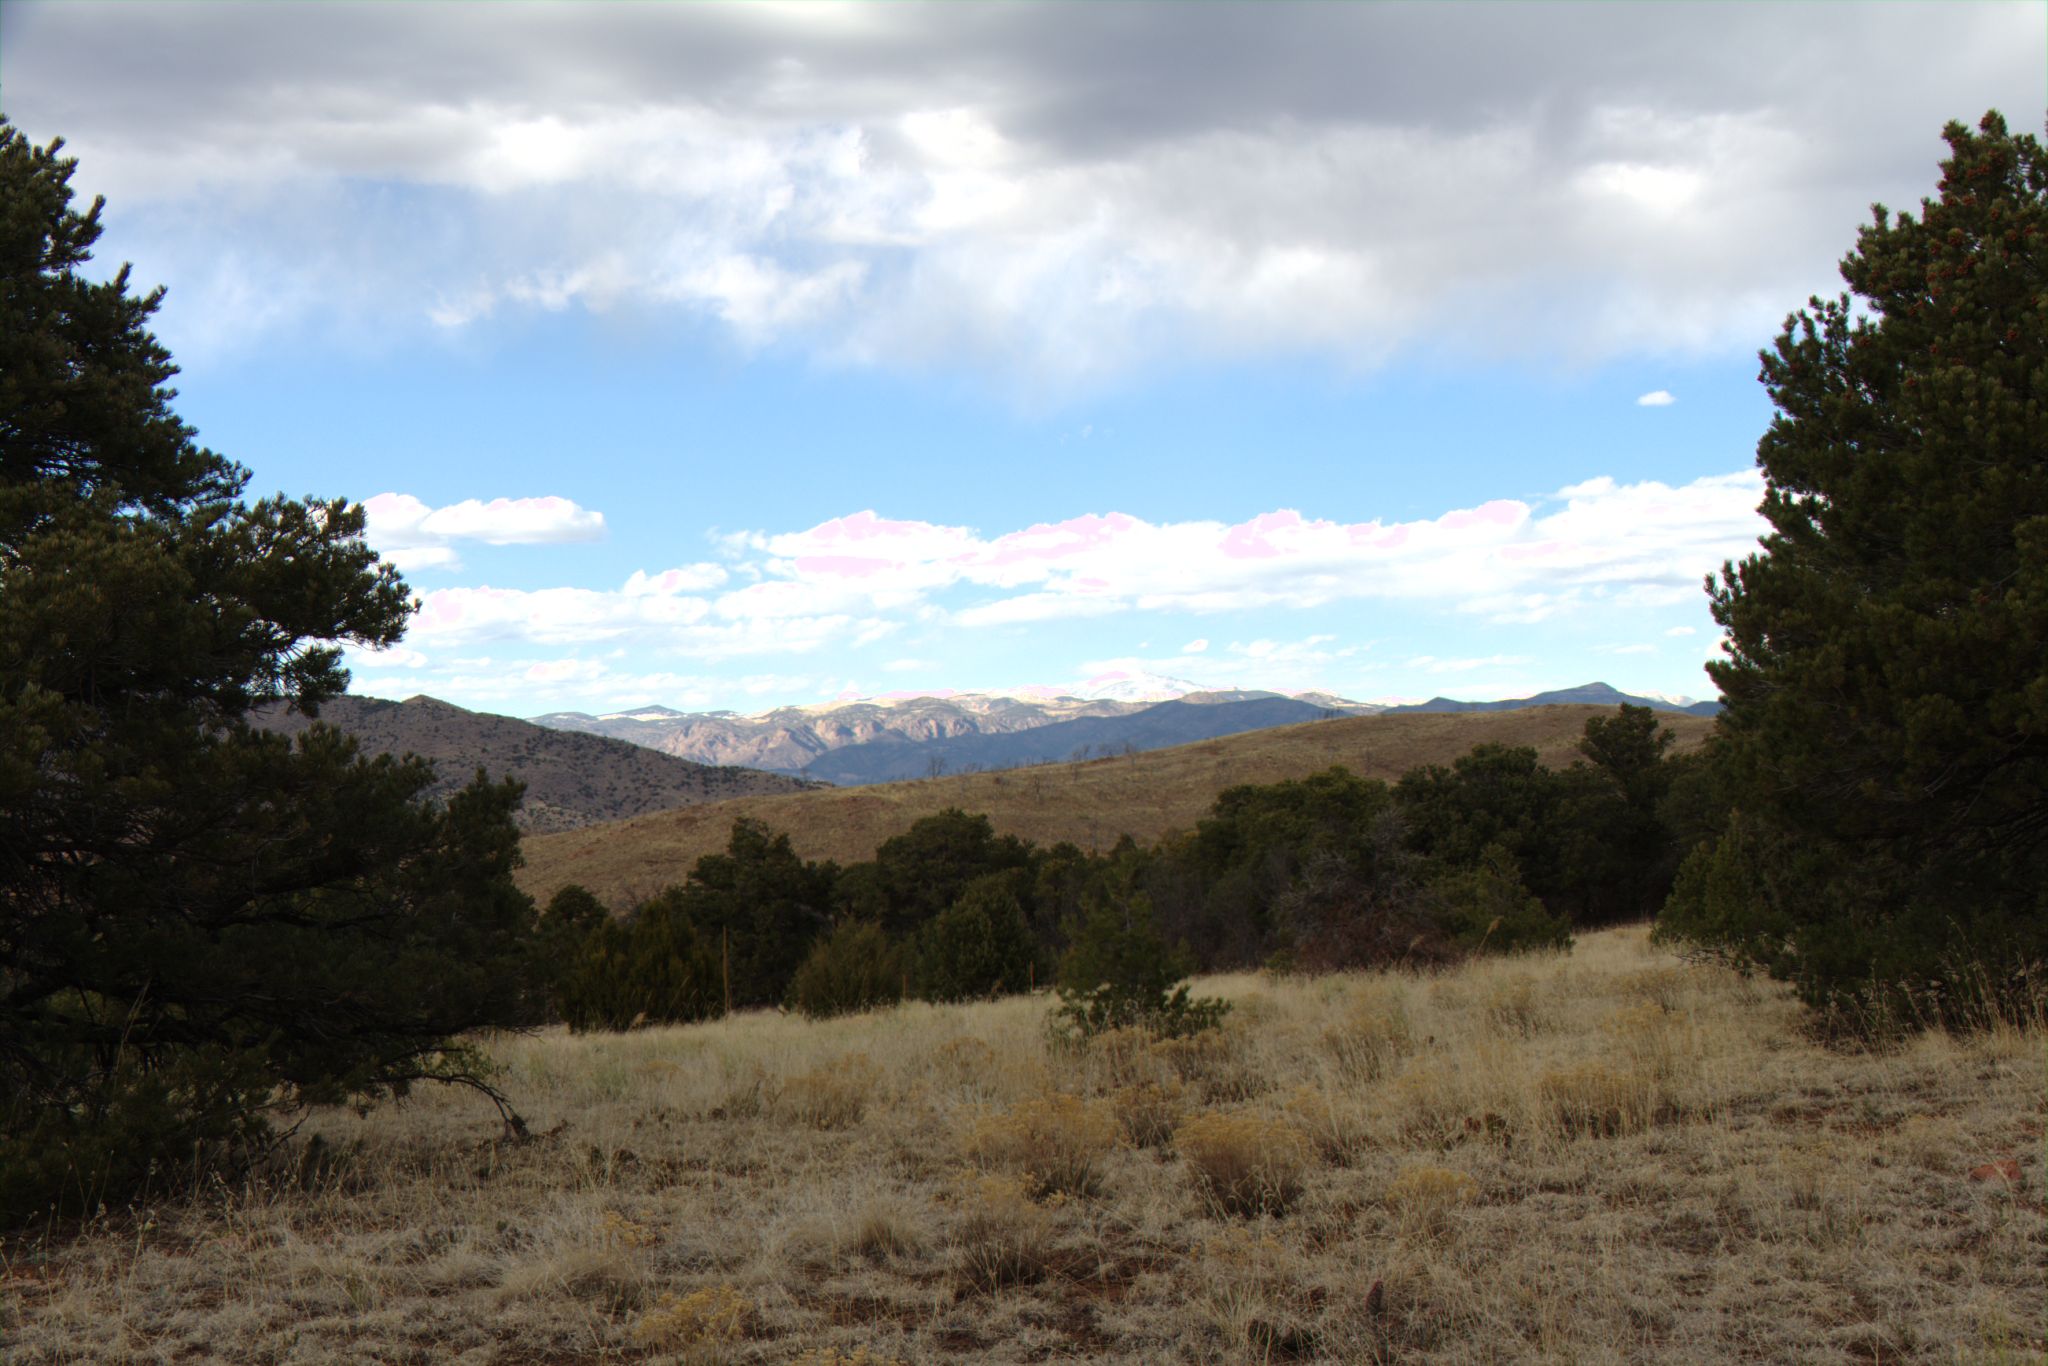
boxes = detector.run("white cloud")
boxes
[13,5,2038,383]
[1636,390,1677,407]
[362,492,606,572]
[371,470,1762,674]
[1665,625,1698,637]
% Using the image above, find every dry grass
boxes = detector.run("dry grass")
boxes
[6,926,2042,1363]
[519,704,1715,907]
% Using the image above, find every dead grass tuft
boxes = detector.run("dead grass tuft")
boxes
[779,1052,881,1129]
[1385,1164,1481,1237]
[1174,1109,1316,1216]
[963,1091,1118,1198]
[948,1172,1055,1292]
[632,1283,751,1355]
[1537,1060,1658,1140]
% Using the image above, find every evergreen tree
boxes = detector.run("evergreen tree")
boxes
[911,872,1037,1002]
[1665,112,2048,1021]
[0,122,536,1220]
[1053,891,1227,1039]
[668,819,835,1009]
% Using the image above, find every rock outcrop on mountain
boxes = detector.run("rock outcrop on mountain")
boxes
[801,695,1355,785]
[252,695,815,833]
[530,693,1152,775]
[522,680,1711,789]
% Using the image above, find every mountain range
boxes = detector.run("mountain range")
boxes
[1381,682,1724,718]
[251,695,815,832]
[529,681,1717,786]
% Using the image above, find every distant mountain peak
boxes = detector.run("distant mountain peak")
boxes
[1072,670,1205,702]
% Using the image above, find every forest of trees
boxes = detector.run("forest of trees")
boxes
[537,701,1698,1029]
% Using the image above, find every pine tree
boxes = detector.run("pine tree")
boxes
[1664,112,2048,1022]
[0,121,537,1220]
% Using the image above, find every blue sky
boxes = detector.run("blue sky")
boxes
[6,3,2042,715]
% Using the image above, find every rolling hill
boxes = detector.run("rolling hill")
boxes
[253,695,816,833]
[517,703,1716,908]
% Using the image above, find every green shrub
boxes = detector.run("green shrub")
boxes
[1054,893,1229,1040]
[787,921,905,1020]
[912,874,1038,1003]
[553,893,723,1031]
[1428,844,1573,955]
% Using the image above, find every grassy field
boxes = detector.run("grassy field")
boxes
[519,705,1716,909]
[5,926,2040,1363]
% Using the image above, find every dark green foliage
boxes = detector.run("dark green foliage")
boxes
[0,123,536,1223]
[660,818,835,1009]
[912,872,1040,1002]
[551,889,722,1031]
[1185,766,1435,970]
[840,808,1034,937]
[786,920,906,1020]
[1053,892,1228,1039]
[1553,706,1685,926]
[1668,112,2048,1023]
[533,883,610,1018]
[1428,844,1573,954]
[1394,744,1569,896]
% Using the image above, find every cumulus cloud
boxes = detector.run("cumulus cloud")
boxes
[372,470,1763,689]
[727,470,1766,628]
[9,3,2039,382]
[362,492,605,571]
[1636,390,1677,407]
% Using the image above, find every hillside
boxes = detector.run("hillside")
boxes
[519,703,1715,907]
[254,695,815,834]
[803,694,1343,785]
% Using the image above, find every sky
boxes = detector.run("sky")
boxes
[5,2,2043,715]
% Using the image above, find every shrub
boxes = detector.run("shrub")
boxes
[1109,1081,1188,1149]
[1174,1110,1315,1217]
[912,874,1037,1003]
[1054,893,1229,1040]
[964,1091,1119,1198]
[779,1054,882,1130]
[1428,844,1573,955]
[554,894,723,1032]
[786,921,905,1020]
[632,1284,751,1352]
[1384,1165,1480,1237]
[949,1172,1054,1292]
